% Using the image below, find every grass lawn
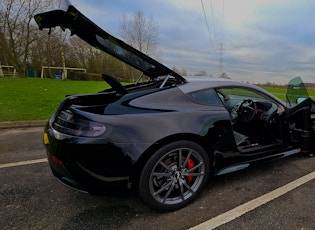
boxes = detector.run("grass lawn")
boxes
[0,77,109,121]
[1,77,314,121]
[262,86,315,101]
[261,87,288,101]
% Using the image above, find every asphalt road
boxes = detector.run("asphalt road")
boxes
[0,127,314,230]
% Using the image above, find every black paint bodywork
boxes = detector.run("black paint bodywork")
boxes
[42,77,314,194]
[37,1,314,195]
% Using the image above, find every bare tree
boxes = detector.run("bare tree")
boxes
[120,11,159,58]
[118,11,160,81]
[194,70,208,76]
[219,72,230,79]
[31,27,71,77]
[68,36,92,69]
[172,66,188,76]
[0,0,54,76]
[1,1,160,80]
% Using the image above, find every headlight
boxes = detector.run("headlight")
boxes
[52,110,112,137]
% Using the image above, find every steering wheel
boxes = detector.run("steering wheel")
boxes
[238,99,257,123]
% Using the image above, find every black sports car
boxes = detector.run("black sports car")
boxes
[35,1,315,211]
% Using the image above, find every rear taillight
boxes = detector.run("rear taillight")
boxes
[52,156,63,165]
[53,110,112,137]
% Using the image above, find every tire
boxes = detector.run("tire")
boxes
[139,141,210,211]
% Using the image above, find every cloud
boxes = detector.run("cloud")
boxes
[70,0,315,84]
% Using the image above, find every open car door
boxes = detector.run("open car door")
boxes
[286,77,315,154]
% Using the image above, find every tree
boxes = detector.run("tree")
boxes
[1,1,161,81]
[172,66,188,76]
[219,72,230,79]
[118,11,160,81]
[0,0,54,76]
[194,70,207,76]
[68,36,92,70]
[120,11,159,58]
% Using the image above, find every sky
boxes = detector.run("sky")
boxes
[63,0,315,84]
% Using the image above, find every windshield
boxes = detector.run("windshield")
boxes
[286,77,309,108]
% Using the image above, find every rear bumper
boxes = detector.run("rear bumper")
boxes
[46,151,87,192]
[43,125,135,195]
[45,145,132,195]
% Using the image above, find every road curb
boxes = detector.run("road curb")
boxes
[0,120,47,129]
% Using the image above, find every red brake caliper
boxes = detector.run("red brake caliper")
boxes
[186,158,195,183]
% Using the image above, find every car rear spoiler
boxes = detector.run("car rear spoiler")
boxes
[34,1,186,83]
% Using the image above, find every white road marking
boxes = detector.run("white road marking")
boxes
[0,158,47,169]
[190,171,315,230]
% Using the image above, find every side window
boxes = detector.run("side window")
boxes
[216,87,276,112]
[219,88,264,100]
[189,88,223,105]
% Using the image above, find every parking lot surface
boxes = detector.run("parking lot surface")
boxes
[0,127,314,229]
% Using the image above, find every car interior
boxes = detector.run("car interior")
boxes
[216,87,285,152]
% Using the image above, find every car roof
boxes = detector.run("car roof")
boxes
[179,77,255,93]
[180,76,286,106]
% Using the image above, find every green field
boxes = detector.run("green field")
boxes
[0,77,109,121]
[0,77,314,121]
[262,86,315,101]
[261,87,287,101]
